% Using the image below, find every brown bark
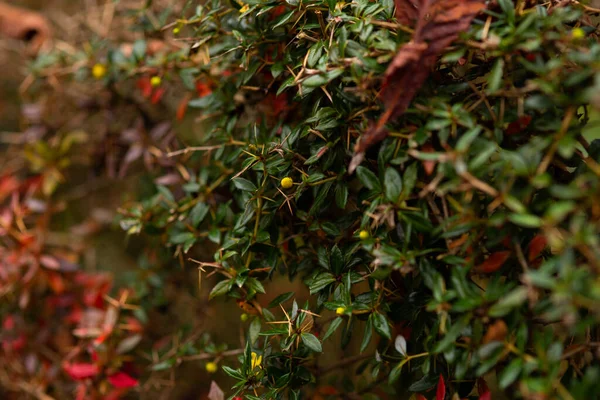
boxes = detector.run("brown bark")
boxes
[0,2,51,54]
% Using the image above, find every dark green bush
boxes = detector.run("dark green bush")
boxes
[3,0,600,399]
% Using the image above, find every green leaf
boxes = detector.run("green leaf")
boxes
[308,272,336,294]
[509,213,543,228]
[499,358,523,389]
[356,166,381,191]
[335,184,348,209]
[209,279,231,299]
[232,177,257,192]
[272,10,295,29]
[487,58,505,93]
[489,287,528,317]
[249,318,261,345]
[190,202,210,226]
[360,316,373,352]
[371,312,391,339]
[322,317,343,340]
[384,167,402,203]
[301,332,323,352]
[268,292,294,308]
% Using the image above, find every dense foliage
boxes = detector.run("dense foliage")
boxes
[2,0,600,399]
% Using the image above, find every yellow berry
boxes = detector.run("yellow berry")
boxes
[205,361,218,373]
[359,230,369,240]
[280,177,293,189]
[92,63,106,79]
[150,76,162,87]
[239,4,250,13]
[571,28,585,40]
[240,313,248,322]
[336,307,346,315]
[172,27,181,35]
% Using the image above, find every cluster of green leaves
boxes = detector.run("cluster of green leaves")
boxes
[34,0,600,398]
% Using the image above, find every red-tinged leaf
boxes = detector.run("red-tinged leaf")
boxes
[63,362,100,380]
[108,372,139,388]
[479,391,491,400]
[3,315,15,330]
[416,395,427,400]
[151,87,166,104]
[474,251,511,274]
[527,234,547,262]
[436,374,446,400]
[350,0,486,173]
[506,115,532,135]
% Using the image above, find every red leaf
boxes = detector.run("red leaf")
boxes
[436,374,446,400]
[151,87,166,104]
[350,0,486,172]
[474,251,511,274]
[416,395,427,400]
[108,372,139,388]
[136,77,152,98]
[527,234,547,262]
[63,362,100,380]
[479,391,491,400]
[506,115,532,135]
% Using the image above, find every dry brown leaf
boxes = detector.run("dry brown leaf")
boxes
[349,0,486,173]
[482,319,508,344]
[0,2,51,54]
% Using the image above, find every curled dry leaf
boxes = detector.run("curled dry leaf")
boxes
[482,319,508,344]
[349,0,486,173]
[0,2,51,54]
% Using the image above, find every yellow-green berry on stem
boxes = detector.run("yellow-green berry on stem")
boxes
[571,28,585,40]
[150,76,162,87]
[280,177,293,189]
[205,361,218,373]
[336,307,346,315]
[240,313,248,322]
[173,27,181,35]
[359,230,369,240]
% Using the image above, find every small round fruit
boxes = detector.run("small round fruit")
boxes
[92,64,106,79]
[240,313,248,322]
[359,230,369,240]
[280,177,293,189]
[150,76,162,87]
[172,27,181,35]
[336,307,346,315]
[205,361,218,373]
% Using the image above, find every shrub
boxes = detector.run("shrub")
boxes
[2,0,600,399]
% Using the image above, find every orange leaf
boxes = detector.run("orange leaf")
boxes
[474,251,511,274]
[177,94,191,121]
[482,319,508,344]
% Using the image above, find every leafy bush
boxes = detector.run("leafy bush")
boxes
[2,0,600,399]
